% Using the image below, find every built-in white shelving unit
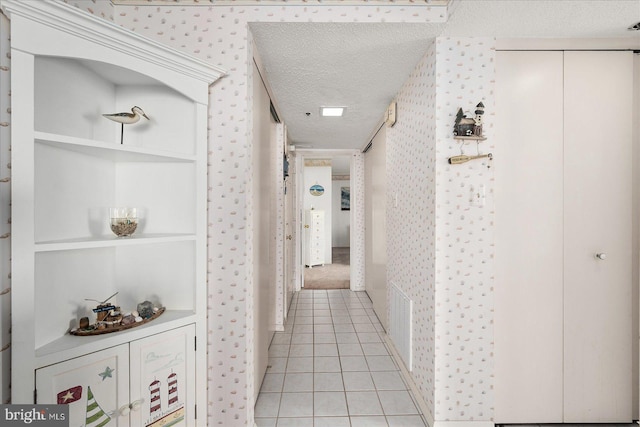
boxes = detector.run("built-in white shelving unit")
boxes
[2,0,224,424]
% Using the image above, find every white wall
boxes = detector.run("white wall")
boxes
[433,38,495,422]
[634,53,640,420]
[364,125,387,328]
[274,123,291,331]
[0,13,10,406]
[386,41,437,421]
[331,180,350,248]
[252,59,277,400]
[303,164,332,263]
[385,37,496,424]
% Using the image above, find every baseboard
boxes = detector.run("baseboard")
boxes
[383,334,435,427]
[384,334,496,427]
[433,422,494,427]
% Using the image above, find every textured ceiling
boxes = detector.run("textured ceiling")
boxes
[251,0,639,151]
[444,0,640,39]
[251,22,445,151]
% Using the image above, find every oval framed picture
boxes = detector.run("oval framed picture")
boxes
[309,184,325,196]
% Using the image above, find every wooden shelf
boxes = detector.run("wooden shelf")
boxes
[35,131,196,162]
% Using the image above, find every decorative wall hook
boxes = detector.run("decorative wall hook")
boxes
[448,153,493,168]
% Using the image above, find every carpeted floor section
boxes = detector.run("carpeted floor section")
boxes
[304,247,350,289]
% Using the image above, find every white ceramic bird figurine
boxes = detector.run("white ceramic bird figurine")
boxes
[102,106,149,144]
[103,106,149,124]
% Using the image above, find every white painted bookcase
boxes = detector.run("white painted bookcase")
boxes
[2,0,224,424]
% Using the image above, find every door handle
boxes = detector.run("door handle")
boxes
[304,225,309,228]
[118,404,131,416]
[595,252,607,260]
[130,398,144,411]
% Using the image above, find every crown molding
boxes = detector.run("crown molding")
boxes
[0,0,226,86]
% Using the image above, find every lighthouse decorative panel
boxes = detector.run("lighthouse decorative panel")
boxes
[35,344,130,427]
[129,325,195,427]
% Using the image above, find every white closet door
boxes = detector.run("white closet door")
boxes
[563,51,633,422]
[495,51,564,423]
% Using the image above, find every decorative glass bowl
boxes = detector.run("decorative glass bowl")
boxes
[110,207,138,237]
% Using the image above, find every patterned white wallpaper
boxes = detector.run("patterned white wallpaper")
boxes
[385,37,495,424]
[91,4,491,426]
[275,122,285,330]
[102,6,450,425]
[0,1,495,425]
[434,37,495,421]
[350,152,365,291]
[0,11,11,406]
[385,39,438,420]
[64,0,114,21]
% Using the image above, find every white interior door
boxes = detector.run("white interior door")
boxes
[495,50,564,423]
[563,51,633,423]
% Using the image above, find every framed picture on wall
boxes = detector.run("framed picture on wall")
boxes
[341,187,350,211]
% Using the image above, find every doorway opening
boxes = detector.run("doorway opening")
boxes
[301,155,352,290]
[304,247,350,289]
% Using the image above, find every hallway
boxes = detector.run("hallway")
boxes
[255,289,427,427]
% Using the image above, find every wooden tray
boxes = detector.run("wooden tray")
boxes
[70,307,165,336]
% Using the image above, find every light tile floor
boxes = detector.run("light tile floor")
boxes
[255,289,428,427]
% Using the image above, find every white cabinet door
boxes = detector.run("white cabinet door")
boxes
[495,50,565,423]
[563,51,633,423]
[495,50,634,423]
[129,325,196,427]
[36,345,130,426]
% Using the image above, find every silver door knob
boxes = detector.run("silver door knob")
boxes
[595,253,607,260]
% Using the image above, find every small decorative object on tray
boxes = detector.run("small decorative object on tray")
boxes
[70,292,164,336]
[110,207,137,237]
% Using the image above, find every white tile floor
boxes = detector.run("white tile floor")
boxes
[255,289,428,427]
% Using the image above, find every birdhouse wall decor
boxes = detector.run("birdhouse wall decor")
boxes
[453,102,485,139]
[449,101,492,168]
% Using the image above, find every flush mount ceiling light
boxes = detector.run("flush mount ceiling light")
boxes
[321,107,346,117]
